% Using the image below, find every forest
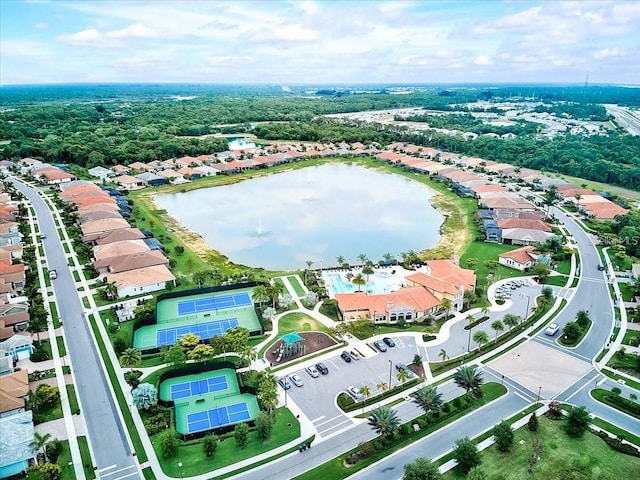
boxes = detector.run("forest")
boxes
[0,84,639,188]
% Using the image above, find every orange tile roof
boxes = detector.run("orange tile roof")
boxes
[426,260,476,290]
[499,246,537,265]
[497,218,551,232]
[471,184,507,194]
[336,286,440,314]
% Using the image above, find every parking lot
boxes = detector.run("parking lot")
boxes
[282,335,425,437]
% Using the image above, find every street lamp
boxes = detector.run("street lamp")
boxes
[525,295,531,320]
[388,359,393,392]
[536,386,542,404]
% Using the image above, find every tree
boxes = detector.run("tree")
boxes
[438,349,448,366]
[255,411,274,439]
[467,466,488,480]
[564,405,590,437]
[472,330,489,352]
[491,320,504,343]
[305,260,314,270]
[45,439,63,464]
[403,457,442,480]
[439,298,452,317]
[119,348,141,372]
[527,412,539,432]
[381,252,395,266]
[453,365,483,398]
[367,405,400,437]
[453,436,481,474]
[465,258,478,269]
[544,184,558,207]
[179,333,201,352]
[203,434,218,457]
[158,429,179,458]
[187,344,215,362]
[336,255,347,268]
[562,321,582,343]
[541,286,554,303]
[412,385,443,418]
[253,371,278,415]
[396,368,409,385]
[352,273,366,292]
[492,420,515,452]
[27,315,48,345]
[463,289,478,309]
[234,422,250,447]
[163,343,186,368]
[38,462,62,480]
[362,263,375,283]
[575,309,590,329]
[376,381,388,393]
[503,313,520,333]
[357,253,368,265]
[359,385,371,413]
[531,263,551,284]
[252,285,270,309]
[413,353,423,374]
[132,383,158,410]
[31,431,52,462]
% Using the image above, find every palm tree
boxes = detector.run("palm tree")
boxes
[453,365,484,398]
[465,314,475,351]
[359,385,371,414]
[362,263,374,283]
[357,253,368,266]
[352,273,366,292]
[251,285,270,309]
[26,315,47,345]
[396,368,409,385]
[412,385,443,419]
[336,255,347,268]
[119,347,142,372]
[367,405,400,437]
[438,349,448,366]
[481,305,490,318]
[473,330,489,352]
[305,260,314,270]
[104,281,118,300]
[376,381,388,394]
[439,298,453,317]
[491,320,504,343]
[382,252,395,266]
[503,313,520,333]
[30,431,52,463]
[193,270,208,288]
[266,282,284,307]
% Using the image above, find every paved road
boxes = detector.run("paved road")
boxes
[604,104,640,136]
[10,180,140,480]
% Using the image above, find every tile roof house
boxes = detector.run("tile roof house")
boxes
[0,369,28,417]
[497,218,551,232]
[107,265,176,298]
[32,166,75,184]
[113,175,144,190]
[0,410,36,477]
[88,166,114,179]
[501,228,554,246]
[499,246,538,271]
[93,228,146,246]
[405,260,476,312]
[81,218,131,241]
[0,261,25,295]
[94,250,169,276]
[93,239,150,263]
[336,287,440,324]
[0,335,32,362]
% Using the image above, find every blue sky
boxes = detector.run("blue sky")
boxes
[1,0,639,85]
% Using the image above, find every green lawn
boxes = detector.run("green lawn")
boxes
[153,408,299,477]
[258,312,332,357]
[77,436,95,479]
[56,335,67,357]
[556,258,572,275]
[442,416,640,479]
[543,275,569,287]
[287,275,305,296]
[37,396,63,423]
[66,385,79,414]
[558,319,592,347]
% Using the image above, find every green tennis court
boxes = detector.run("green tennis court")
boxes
[159,369,239,402]
[133,286,262,350]
[159,368,259,435]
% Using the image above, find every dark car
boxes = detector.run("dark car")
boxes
[383,337,396,347]
[395,363,412,376]
[277,377,292,390]
[597,264,605,271]
[373,341,387,352]
[340,351,352,363]
[316,362,329,375]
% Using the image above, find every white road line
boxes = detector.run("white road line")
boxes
[318,418,353,434]
[98,465,117,473]
[514,391,532,402]
[597,378,607,387]
[99,465,136,478]
[315,414,345,428]
[311,415,326,423]
[564,373,600,402]
[113,473,139,480]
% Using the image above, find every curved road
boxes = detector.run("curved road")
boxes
[10,179,140,480]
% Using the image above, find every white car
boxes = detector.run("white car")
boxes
[545,323,560,336]
[290,373,304,387]
[305,365,320,378]
[347,386,363,401]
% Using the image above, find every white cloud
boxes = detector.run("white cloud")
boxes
[273,24,317,41]
[0,40,51,57]
[593,47,624,59]
[57,28,105,47]
[35,22,48,30]
[474,55,493,66]
[107,23,157,39]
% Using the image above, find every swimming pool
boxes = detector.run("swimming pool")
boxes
[325,271,404,296]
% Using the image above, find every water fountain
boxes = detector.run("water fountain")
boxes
[249,220,272,238]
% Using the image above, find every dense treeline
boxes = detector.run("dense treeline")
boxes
[532,103,610,121]
[1,85,639,188]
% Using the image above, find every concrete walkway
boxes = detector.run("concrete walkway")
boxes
[35,414,86,440]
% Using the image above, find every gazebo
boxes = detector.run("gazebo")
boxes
[274,332,305,362]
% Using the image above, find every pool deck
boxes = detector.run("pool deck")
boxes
[322,265,429,298]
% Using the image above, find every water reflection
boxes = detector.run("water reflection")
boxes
[155,163,444,270]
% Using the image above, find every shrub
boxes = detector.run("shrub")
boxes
[452,397,461,408]
[203,435,217,457]
[528,412,539,432]
[442,403,451,413]
[158,429,179,458]
[611,387,622,396]
[124,370,143,388]
[31,346,50,362]
[46,439,63,463]
[548,401,563,419]
[358,441,375,458]
[492,420,515,452]
[113,337,127,355]
[234,422,249,448]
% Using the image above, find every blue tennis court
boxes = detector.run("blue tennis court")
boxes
[186,401,251,433]
[169,376,229,400]
[177,292,252,316]
[156,318,239,346]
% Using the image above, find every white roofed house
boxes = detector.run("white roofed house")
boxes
[156,169,186,184]
[88,166,115,180]
[108,265,176,298]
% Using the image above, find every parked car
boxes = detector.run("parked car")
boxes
[395,363,412,375]
[341,351,352,362]
[545,323,560,336]
[305,365,320,378]
[373,341,387,352]
[290,373,304,387]
[597,264,605,271]
[383,337,396,347]
[346,386,363,401]
[49,269,57,280]
[39,232,47,239]
[316,362,329,375]
[278,377,292,390]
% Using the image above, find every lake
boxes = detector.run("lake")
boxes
[154,163,444,271]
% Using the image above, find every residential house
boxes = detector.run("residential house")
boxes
[93,239,150,263]
[93,250,169,277]
[32,166,75,184]
[157,169,186,183]
[93,228,146,246]
[0,261,25,295]
[88,166,114,179]
[0,411,36,478]
[81,218,131,242]
[113,175,144,190]
[501,228,554,246]
[499,246,538,271]
[135,172,169,187]
[107,265,176,297]
[0,370,28,418]
[0,336,32,364]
